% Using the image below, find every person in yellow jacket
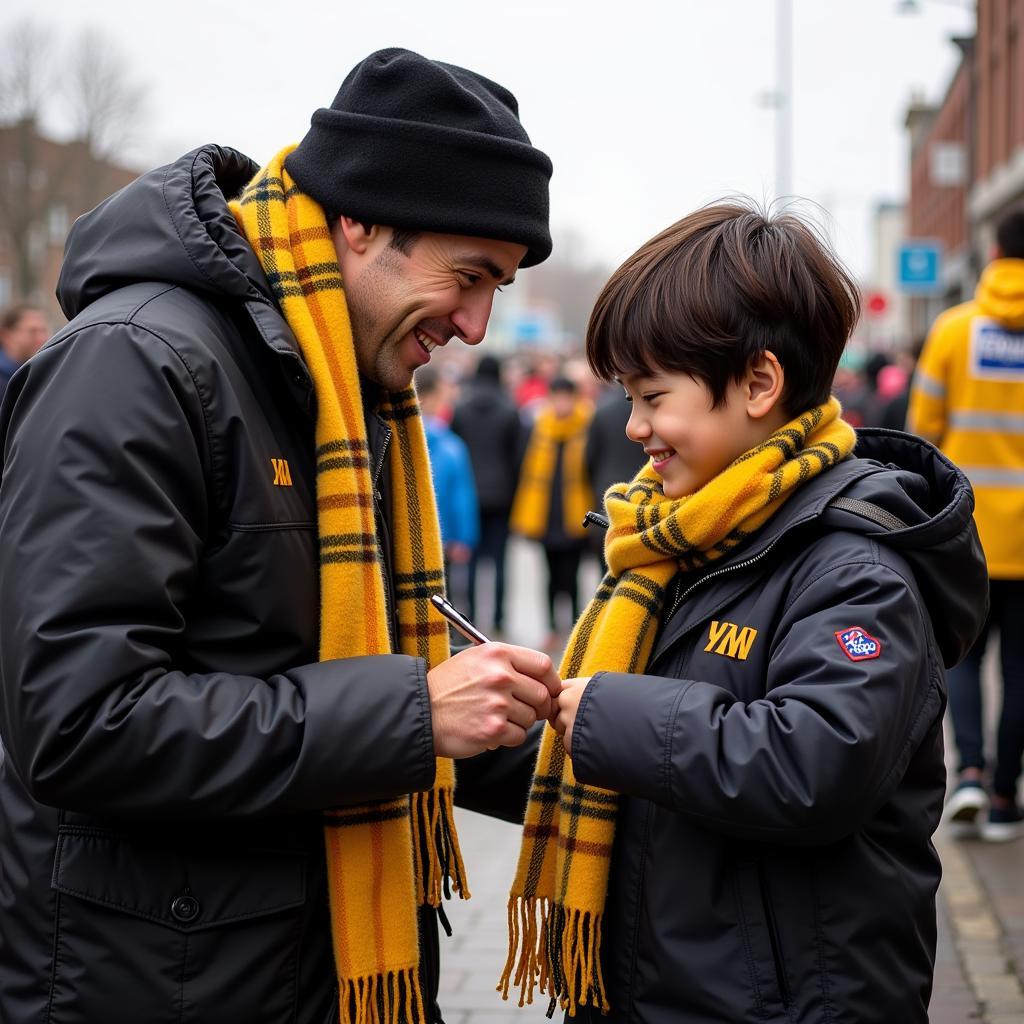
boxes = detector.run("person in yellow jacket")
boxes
[908,206,1024,842]
[511,376,593,651]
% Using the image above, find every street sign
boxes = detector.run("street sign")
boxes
[865,291,889,317]
[897,240,943,294]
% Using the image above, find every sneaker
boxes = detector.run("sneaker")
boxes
[981,803,1024,843]
[942,779,989,836]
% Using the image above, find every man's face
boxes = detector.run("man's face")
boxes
[337,227,527,391]
[1,310,49,364]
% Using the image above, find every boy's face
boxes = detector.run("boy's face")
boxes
[620,362,787,499]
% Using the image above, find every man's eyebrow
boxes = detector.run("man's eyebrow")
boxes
[458,254,517,287]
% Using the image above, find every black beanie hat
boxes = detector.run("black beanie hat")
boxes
[284,48,553,267]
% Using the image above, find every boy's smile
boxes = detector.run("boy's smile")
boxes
[620,354,789,499]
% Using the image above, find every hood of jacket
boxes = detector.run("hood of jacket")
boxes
[734,427,987,668]
[57,146,272,321]
[974,257,1024,330]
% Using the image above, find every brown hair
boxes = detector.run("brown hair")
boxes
[586,201,861,415]
[0,304,44,333]
[996,206,1024,259]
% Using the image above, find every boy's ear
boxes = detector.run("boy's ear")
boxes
[744,350,785,419]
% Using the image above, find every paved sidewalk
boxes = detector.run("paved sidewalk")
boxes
[440,811,1024,1024]
[933,826,1024,1023]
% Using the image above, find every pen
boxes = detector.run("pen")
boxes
[429,593,491,646]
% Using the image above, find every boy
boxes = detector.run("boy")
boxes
[501,203,988,1023]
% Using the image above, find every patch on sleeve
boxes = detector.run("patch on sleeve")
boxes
[835,626,882,661]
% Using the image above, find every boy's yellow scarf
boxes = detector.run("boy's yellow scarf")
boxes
[500,399,855,1016]
[230,147,467,1024]
[510,401,592,540]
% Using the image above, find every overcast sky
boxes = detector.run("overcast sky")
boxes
[8,0,975,279]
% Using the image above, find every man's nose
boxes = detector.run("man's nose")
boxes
[451,292,495,346]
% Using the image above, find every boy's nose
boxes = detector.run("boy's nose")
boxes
[625,408,649,442]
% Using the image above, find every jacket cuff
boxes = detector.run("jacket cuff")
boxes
[572,671,690,804]
[293,654,437,807]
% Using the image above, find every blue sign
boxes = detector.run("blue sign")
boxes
[897,241,943,294]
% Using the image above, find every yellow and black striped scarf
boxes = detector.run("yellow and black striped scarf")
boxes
[230,147,466,1024]
[510,401,593,540]
[500,399,855,1016]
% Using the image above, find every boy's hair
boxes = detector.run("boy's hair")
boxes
[586,201,861,415]
[995,206,1024,259]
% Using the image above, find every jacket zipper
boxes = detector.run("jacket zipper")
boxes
[666,536,784,624]
[758,862,792,1009]
[371,423,396,651]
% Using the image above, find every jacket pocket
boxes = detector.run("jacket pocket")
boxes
[733,857,792,1022]
[48,827,307,1024]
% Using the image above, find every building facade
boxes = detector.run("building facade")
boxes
[0,119,138,324]
[905,0,1024,336]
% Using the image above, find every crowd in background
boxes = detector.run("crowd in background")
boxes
[413,337,925,654]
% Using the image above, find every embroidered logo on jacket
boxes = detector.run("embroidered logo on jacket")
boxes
[704,620,758,661]
[835,626,881,661]
[271,458,293,487]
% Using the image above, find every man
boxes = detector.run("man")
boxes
[0,303,49,402]
[908,205,1024,842]
[0,49,557,1024]
[451,354,523,636]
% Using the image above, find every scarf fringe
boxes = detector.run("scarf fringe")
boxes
[411,786,470,906]
[499,897,608,1016]
[338,967,424,1024]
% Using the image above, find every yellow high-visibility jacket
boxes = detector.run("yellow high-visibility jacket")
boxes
[908,257,1024,578]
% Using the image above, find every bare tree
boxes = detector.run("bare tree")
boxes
[0,18,52,123]
[0,20,147,302]
[0,19,59,300]
[63,28,146,163]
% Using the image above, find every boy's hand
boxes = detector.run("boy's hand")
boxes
[553,676,591,755]
[427,643,561,759]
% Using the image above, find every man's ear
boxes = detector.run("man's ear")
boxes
[335,216,381,255]
[745,350,785,419]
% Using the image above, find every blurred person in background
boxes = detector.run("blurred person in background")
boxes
[877,339,925,432]
[0,304,49,403]
[514,350,559,415]
[908,205,1024,842]
[451,354,522,638]
[511,376,592,650]
[585,382,646,566]
[861,351,891,426]
[831,351,869,427]
[416,366,479,605]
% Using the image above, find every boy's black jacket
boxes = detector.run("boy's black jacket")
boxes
[572,430,987,1024]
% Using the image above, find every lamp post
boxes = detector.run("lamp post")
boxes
[775,0,792,200]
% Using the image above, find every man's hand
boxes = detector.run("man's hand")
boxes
[552,677,591,756]
[427,643,561,758]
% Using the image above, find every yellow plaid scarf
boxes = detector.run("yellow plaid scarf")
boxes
[230,147,467,1024]
[510,401,593,540]
[500,399,855,1015]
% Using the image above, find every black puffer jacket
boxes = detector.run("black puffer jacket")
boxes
[0,145,535,1024]
[571,433,987,1024]
[451,374,523,515]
